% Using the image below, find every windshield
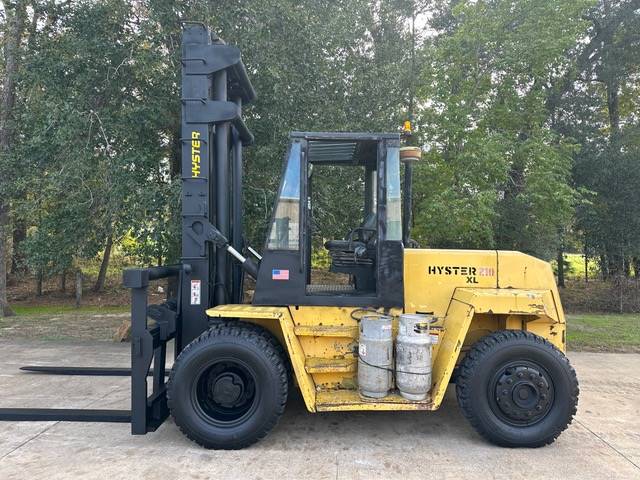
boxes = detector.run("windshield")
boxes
[266,142,301,250]
[386,146,402,241]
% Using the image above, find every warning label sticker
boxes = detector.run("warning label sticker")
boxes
[190,280,201,305]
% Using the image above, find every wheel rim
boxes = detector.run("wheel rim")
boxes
[192,358,259,428]
[488,360,555,426]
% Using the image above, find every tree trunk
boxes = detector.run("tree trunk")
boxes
[170,125,181,178]
[60,270,67,292]
[0,2,26,146]
[10,220,26,274]
[36,269,43,296]
[584,250,589,283]
[600,254,608,280]
[0,1,27,318]
[93,235,113,292]
[0,204,15,317]
[557,248,565,288]
[75,270,83,308]
[607,85,620,138]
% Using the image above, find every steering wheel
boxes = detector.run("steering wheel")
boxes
[346,227,376,244]
[345,227,377,258]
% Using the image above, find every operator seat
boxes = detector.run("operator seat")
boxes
[324,212,377,292]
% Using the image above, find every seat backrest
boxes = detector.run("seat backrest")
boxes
[360,212,376,243]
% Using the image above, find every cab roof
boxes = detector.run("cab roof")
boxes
[289,131,399,166]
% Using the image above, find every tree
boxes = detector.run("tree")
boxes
[413,0,592,259]
[0,0,27,316]
[556,0,640,277]
[12,0,183,289]
[2,0,637,302]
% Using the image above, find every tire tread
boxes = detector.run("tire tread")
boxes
[167,321,288,449]
[456,329,579,447]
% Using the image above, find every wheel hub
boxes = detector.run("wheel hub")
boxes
[211,372,245,408]
[193,360,258,426]
[494,365,553,424]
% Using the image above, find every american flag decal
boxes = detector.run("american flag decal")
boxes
[272,269,290,280]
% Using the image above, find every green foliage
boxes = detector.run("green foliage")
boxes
[1,0,639,292]
[551,253,600,280]
[7,0,181,275]
[311,248,331,270]
[203,0,419,245]
[413,0,593,259]
[557,1,640,275]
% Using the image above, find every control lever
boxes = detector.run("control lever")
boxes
[206,224,259,278]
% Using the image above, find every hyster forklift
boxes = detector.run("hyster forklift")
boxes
[0,23,578,449]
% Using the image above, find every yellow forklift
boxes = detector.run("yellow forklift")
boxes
[0,23,578,450]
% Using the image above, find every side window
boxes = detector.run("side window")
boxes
[385,146,402,241]
[267,142,301,250]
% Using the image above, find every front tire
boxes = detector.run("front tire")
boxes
[168,322,288,449]
[456,330,578,447]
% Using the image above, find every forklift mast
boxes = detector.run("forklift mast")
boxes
[179,23,255,350]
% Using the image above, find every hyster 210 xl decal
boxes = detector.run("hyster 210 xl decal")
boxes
[427,265,495,284]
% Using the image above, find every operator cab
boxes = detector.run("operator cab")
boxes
[253,132,404,307]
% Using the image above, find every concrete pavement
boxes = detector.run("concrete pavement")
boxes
[0,339,638,480]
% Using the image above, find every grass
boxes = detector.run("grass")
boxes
[567,313,640,352]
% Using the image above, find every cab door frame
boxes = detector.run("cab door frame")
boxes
[253,132,403,308]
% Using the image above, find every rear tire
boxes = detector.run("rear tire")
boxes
[456,330,578,447]
[168,322,288,449]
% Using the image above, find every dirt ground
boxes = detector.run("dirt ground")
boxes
[6,274,165,309]
[0,340,638,480]
[0,312,130,342]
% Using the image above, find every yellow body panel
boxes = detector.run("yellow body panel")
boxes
[403,249,565,352]
[206,304,284,319]
[289,306,402,393]
[206,248,565,413]
[316,390,432,411]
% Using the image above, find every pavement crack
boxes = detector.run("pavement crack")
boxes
[577,419,640,472]
[0,423,58,462]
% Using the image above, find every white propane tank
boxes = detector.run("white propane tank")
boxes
[395,314,434,401]
[358,315,393,398]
